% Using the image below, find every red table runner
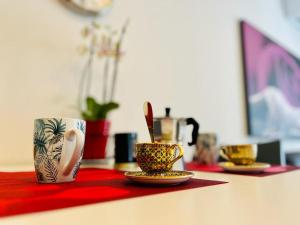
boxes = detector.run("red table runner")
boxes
[186,162,300,177]
[0,168,226,217]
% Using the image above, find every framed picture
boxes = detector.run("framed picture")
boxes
[241,21,300,138]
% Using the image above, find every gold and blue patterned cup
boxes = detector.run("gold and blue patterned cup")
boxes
[135,143,184,173]
[220,144,257,165]
[33,118,86,183]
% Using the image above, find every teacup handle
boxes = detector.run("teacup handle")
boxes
[168,144,184,168]
[61,129,85,176]
[219,147,229,161]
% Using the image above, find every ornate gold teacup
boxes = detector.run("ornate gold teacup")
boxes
[220,144,257,165]
[135,143,184,173]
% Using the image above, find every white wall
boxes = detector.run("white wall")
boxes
[0,0,300,165]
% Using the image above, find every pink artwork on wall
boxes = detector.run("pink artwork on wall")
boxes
[241,21,300,138]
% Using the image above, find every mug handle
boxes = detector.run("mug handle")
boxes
[219,147,229,161]
[167,144,184,168]
[61,129,85,176]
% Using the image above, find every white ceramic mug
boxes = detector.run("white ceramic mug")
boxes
[33,118,86,183]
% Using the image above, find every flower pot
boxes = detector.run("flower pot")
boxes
[83,120,110,159]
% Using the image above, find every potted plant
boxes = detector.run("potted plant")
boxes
[78,20,129,160]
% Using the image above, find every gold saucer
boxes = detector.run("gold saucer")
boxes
[114,162,138,171]
[124,171,194,185]
[218,162,271,173]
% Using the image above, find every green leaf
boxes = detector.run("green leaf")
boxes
[97,102,119,119]
[86,97,97,112]
[81,97,119,120]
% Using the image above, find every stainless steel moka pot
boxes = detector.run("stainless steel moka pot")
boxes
[153,108,199,170]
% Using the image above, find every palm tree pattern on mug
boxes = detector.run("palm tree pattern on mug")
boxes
[34,119,66,183]
[77,120,86,134]
[45,118,67,145]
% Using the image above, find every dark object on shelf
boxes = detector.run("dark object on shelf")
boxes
[114,133,137,163]
[257,140,284,165]
[286,152,300,166]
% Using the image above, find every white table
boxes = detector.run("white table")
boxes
[0,164,299,225]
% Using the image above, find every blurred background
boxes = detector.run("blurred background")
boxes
[0,0,300,165]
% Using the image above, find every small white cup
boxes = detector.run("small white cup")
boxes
[33,118,86,183]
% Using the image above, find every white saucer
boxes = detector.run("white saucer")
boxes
[218,162,271,173]
[124,171,194,185]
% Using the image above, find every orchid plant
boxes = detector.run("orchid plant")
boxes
[77,19,129,120]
